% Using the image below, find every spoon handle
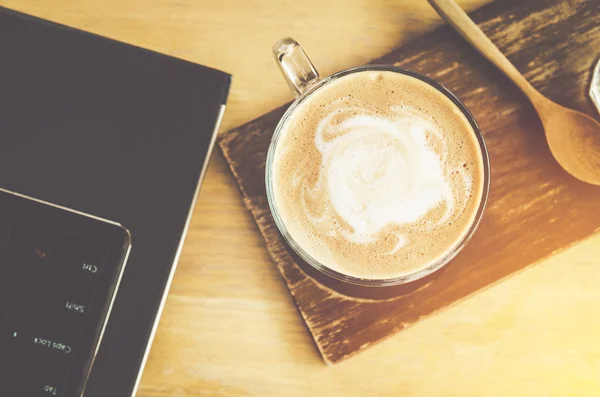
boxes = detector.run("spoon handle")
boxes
[428,0,544,105]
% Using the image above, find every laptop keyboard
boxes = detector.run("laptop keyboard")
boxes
[0,190,130,396]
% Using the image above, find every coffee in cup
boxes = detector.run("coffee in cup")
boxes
[267,38,489,286]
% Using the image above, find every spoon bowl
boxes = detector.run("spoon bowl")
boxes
[542,103,600,185]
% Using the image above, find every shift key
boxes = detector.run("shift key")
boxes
[51,233,107,278]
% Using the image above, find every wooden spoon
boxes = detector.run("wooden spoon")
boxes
[428,0,600,185]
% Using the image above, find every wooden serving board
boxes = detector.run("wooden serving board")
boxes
[217,0,600,365]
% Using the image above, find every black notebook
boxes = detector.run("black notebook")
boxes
[0,6,230,397]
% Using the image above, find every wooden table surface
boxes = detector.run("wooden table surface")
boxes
[4,0,600,396]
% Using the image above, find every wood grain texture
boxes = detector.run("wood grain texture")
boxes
[219,0,600,365]
[430,0,600,187]
[7,0,600,396]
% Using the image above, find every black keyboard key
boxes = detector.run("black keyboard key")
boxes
[30,367,70,397]
[0,212,14,290]
[31,332,81,361]
[11,221,55,274]
[0,352,21,395]
[3,318,81,363]
[7,276,91,325]
[54,286,95,321]
[5,276,53,322]
[0,210,14,250]
[1,355,70,397]
[0,349,8,374]
[51,234,107,279]
[0,282,9,321]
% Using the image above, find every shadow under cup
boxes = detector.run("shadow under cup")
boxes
[266,65,491,287]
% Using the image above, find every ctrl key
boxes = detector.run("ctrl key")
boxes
[51,233,107,279]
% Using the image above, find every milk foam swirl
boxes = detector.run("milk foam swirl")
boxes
[297,98,473,252]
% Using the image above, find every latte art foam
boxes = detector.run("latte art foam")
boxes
[306,99,473,248]
[271,71,485,279]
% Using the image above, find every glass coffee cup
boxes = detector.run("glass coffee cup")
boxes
[266,37,490,287]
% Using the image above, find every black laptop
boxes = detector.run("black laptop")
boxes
[0,7,231,397]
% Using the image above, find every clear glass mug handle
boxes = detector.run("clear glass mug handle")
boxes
[273,37,320,97]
